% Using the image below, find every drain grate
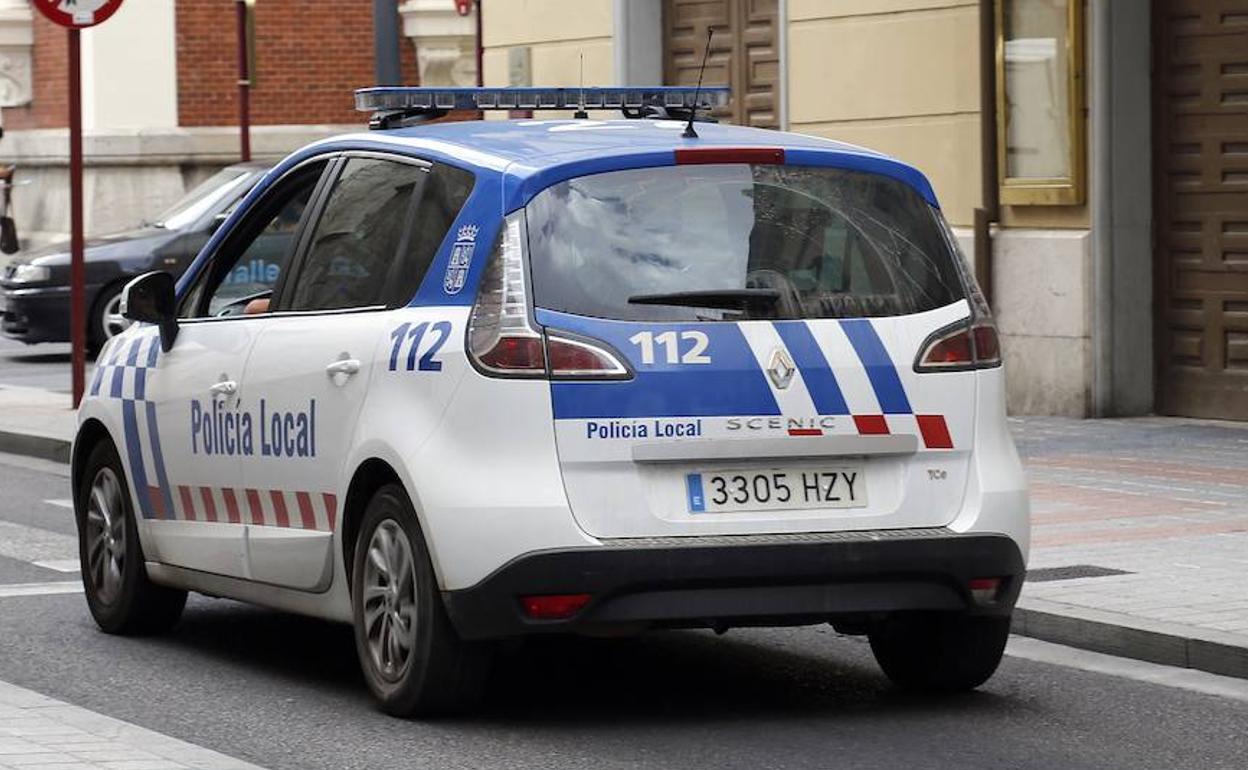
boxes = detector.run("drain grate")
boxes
[1025,564,1133,583]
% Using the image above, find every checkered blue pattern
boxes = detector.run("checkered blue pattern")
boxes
[89,333,174,520]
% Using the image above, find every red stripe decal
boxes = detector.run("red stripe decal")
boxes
[787,428,823,437]
[917,414,954,449]
[199,487,218,522]
[270,490,290,529]
[295,491,316,530]
[222,488,242,524]
[178,485,196,521]
[245,489,264,526]
[853,415,890,435]
[323,493,338,531]
[147,487,165,519]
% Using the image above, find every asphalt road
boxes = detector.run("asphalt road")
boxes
[1,452,1246,770]
[0,335,73,391]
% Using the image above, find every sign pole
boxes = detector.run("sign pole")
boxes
[68,26,85,408]
[235,0,251,162]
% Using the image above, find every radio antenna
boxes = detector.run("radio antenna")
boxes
[683,28,713,139]
[574,53,588,119]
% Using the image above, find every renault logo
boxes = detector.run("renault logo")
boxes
[767,348,796,390]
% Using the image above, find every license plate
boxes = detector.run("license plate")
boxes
[685,467,866,513]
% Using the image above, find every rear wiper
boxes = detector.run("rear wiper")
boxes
[627,289,780,310]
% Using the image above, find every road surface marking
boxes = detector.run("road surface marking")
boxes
[43,498,74,509]
[31,559,80,573]
[1007,635,1248,703]
[0,581,81,598]
[0,520,78,567]
[0,678,266,769]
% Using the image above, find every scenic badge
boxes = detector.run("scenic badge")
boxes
[444,223,478,295]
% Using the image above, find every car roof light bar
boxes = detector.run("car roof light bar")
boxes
[355,86,730,130]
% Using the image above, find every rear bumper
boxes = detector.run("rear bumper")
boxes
[442,528,1025,640]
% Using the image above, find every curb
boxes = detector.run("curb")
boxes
[1013,597,1248,680]
[0,429,71,464]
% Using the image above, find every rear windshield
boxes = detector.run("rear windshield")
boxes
[525,164,966,322]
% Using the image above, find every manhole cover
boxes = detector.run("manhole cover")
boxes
[1025,565,1133,583]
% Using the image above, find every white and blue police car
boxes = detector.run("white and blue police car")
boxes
[72,86,1029,716]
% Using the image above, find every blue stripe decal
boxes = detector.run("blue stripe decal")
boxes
[772,321,850,415]
[89,363,104,397]
[838,319,912,414]
[686,473,706,513]
[144,400,174,520]
[121,400,152,519]
[539,310,780,419]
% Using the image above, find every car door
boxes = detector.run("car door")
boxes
[238,154,445,591]
[139,159,331,580]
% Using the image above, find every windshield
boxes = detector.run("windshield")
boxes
[154,168,255,231]
[526,164,966,322]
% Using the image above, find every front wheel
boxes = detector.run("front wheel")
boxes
[351,484,492,717]
[88,283,132,355]
[76,439,187,634]
[868,612,1010,692]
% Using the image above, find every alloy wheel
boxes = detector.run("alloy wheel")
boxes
[361,519,418,682]
[84,467,126,605]
[101,292,132,340]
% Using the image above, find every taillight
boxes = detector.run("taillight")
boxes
[915,320,1002,371]
[546,333,630,379]
[467,212,546,377]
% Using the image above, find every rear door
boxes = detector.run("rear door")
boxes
[526,162,982,538]
[238,154,448,590]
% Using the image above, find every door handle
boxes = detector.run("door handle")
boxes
[209,380,237,396]
[325,358,361,377]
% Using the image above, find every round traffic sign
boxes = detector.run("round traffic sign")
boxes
[32,0,124,29]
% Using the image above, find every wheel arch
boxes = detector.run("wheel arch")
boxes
[340,457,409,591]
[71,417,116,512]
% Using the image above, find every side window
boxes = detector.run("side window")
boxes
[285,158,427,312]
[183,161,326,318]
[385,162,475,306]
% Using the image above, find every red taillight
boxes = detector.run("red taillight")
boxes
[546,333,629,379]
[520,593,592,620]
[968,577,1003,605]
[916,321,1001,371]
[478,336,546,371]
[674,147,785,165]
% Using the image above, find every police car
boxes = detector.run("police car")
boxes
[72,86,1029,716]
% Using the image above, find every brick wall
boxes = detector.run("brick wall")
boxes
[177,0,419,127]
[6,13,69,130]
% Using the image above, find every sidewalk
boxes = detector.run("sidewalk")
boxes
[1011,416,1248,678]
[1,384,1245,677]
[0,679,262,770]
[0,386,75,464]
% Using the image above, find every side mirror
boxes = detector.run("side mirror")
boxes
[209,211,230,233]
[120,271,179,352]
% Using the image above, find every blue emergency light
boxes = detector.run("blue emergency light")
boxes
[355,86,730,129]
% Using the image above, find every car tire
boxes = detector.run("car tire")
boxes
[868,612,1009,692]
[351,483,492,717]
[76,438,187,635]
[87,282,130,355]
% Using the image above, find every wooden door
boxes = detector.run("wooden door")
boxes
[1154,0,1248,419]
[663,0,779,128]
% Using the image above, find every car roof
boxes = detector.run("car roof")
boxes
[308,118,940,209]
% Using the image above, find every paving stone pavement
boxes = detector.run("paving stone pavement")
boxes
[1014,417,1248,641]
[0,679,263,770]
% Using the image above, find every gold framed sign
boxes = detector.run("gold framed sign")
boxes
[996,0,1086,206]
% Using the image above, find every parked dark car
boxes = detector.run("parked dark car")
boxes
[0,162,269,352]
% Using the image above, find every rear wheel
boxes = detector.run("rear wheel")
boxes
[76,439,187,634]
[868,612,1009,692]
[351,484,492,717]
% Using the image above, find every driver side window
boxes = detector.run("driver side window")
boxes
[183,160,326,318]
